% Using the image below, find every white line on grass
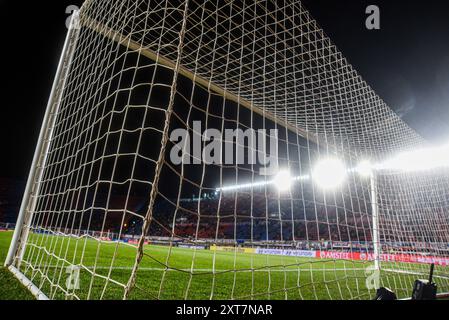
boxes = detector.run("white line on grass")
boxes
[39,266,367,272]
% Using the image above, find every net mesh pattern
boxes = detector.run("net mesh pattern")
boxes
[9,0,449,300]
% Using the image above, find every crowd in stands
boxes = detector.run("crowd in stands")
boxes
[145,192,372,243]
[4,183,448,257]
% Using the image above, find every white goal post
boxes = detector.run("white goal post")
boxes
[5,0,449,300]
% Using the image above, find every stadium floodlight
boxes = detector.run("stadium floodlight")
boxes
[216,173,310,193]
[217,180,270,193]
[354,160,373,177]
[378,144,449,172]
[272,170,293,192]
[312,158,347,190]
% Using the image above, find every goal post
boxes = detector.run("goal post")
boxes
[5,11,81,300]
[370,172,380,273]
[6,0,449,300]
[5,11,81,269]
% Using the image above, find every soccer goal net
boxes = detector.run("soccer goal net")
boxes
[5,0,449,300]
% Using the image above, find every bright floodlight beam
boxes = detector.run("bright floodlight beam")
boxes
[272,170,293,192]
[313,158,347,190]
[379,144,449,172]
[355,160,373,177]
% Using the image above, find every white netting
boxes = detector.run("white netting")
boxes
[7,0,449,300]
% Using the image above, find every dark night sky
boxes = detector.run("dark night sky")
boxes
[0,0,448,181]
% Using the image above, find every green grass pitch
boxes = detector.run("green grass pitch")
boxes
[0,232,35,300]
[1,231,447,300]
